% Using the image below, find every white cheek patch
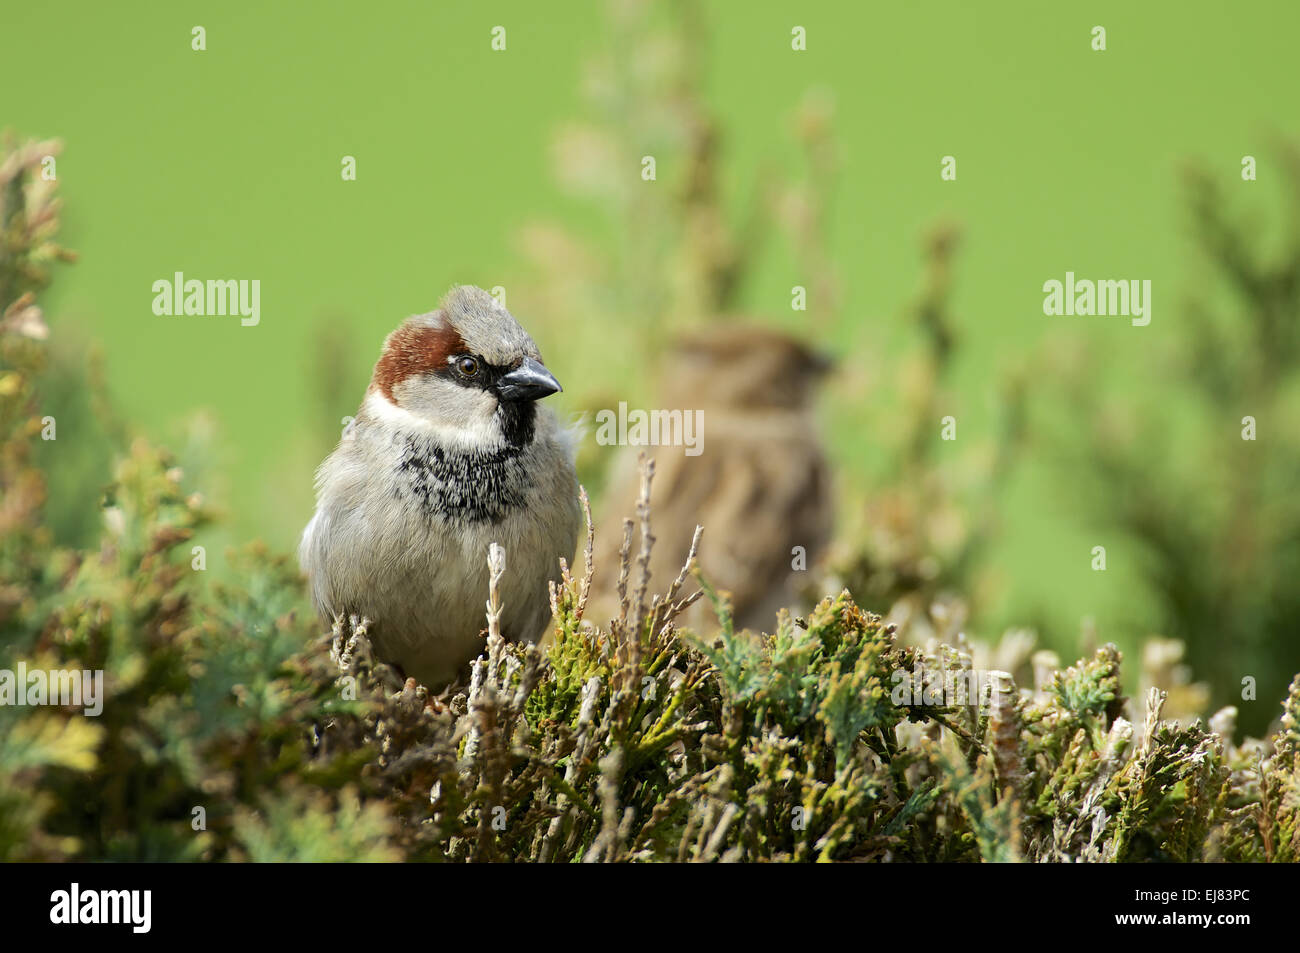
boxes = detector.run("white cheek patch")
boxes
[365,386,504,449]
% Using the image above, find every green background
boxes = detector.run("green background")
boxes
[6,2,1299,688]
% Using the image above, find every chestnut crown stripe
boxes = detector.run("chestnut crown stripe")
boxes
[372,320,467,401]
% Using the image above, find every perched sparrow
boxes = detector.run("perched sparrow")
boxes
[300,286,580,688]
[590,325,833,633]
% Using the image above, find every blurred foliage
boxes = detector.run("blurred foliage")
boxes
[517,1,1032,651]
[824,224,1027,644]
[519,2,1037,664]
[521,0,831,333]
[1040,144,1300,732]
[512,0,842,497]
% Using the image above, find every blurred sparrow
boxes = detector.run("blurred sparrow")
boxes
[591,325,833,632]
[300,286,580,688]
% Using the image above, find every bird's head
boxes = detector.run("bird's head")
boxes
[369,286,562,447]
[667,324,833,411]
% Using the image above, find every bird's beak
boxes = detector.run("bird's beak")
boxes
[495,357,562,402]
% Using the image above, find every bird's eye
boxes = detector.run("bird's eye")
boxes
[455,356,480,378]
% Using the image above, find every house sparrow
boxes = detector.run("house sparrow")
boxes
[300,286,580,688]
[590,325,833,633]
